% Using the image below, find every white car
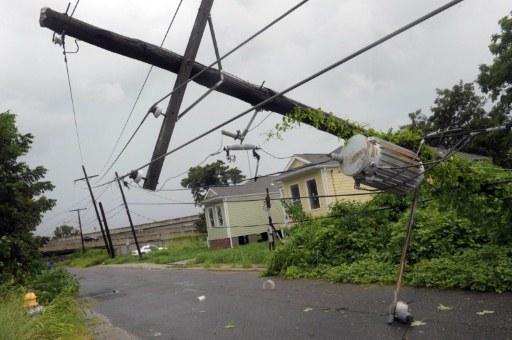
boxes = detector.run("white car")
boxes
[131,244,161,256]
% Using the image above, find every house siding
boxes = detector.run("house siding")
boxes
[325,168,374,203]
[204,193,286,244]
[281,166,373,216]
[226,193,285,238]
[282,170,329,216]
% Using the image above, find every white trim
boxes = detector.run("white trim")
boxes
[215,204,224,227]
[305,177,321,211]
[223,199,233,249]
[283,156,311,171]
[207,207,215,228]
[321,167,331,208]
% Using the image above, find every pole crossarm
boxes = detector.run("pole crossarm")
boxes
[39,7,348,133]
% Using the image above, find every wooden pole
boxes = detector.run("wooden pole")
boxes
[115,172,142,257]
[70,208,86,252]
[81,165,112,257]
[145,0,214,190]
[99,202,116,258]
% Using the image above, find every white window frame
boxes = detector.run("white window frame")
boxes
[305,178,321,210]
[216,205,224,226]
[207,207,215,228]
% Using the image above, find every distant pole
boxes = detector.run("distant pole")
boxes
[70,208,86,252]
[80,165,112,257]
[115,172,142,257]
[99,202,115,258]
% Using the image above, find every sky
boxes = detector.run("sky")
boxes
[1,0,509,237]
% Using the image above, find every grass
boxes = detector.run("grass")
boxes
[192,242,270,268]
[60,235,272,269]
[0,285,90,340]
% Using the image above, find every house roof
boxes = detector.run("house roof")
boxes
[201,175,279,204]
[283,146,342,171]
[277,146,342,181]
[432,147,491,161]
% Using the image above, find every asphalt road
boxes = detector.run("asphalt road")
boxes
[70,265,512,339]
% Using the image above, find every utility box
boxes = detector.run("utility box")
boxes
[334,134,424,195]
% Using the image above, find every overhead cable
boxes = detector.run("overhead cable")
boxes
[97,0,184,181]
[120,0,464,179]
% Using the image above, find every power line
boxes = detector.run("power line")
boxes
[99,0,309,183]
[128,191,380,206]
[97,0,185,181]
[149,0,311,109]
[120,0,463,180]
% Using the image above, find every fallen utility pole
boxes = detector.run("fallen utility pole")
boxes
[69,208,86,253]
[145,0,214,190]
[39,7,336,124]
[115,172,142,257]
[38,8,354,151]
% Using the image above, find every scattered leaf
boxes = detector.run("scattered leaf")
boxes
[225,320,235,329]
[410,320,427,327]
[437,304,453,311]
[476,310,495,315]
[303,307,313,312]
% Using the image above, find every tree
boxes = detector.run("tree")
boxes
[53,224,78,239]
[478,11,512,116]
[181,160,246,204]
[194,212,207,234]
[429,81,489,134]
[0,111,55,283]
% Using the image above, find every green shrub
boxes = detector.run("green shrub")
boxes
[0,284,88,339]
[28,268,79,304]
[408,245,512,292]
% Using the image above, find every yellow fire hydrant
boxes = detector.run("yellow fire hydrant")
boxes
[24,291,43,316]
[24,291,38,307]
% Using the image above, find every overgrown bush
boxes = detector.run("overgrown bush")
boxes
[29,268,79,304]
[0,283,88,339]
[266,158,512,292]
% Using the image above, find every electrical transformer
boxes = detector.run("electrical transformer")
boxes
[332,134,424,195]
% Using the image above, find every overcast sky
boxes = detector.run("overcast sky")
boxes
[1,0,509,236]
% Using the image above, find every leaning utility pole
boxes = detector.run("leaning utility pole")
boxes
[77,166,112,257]
[145,0,214,190]
[115,172,142,257]
[69,208,86,252]
[99,202,116,258]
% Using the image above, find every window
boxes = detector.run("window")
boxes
[216,205,224,226]
[208,207,215,227]
[306,179,320,210]
[290,184,301,206]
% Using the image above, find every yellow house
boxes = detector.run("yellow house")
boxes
[275,148,373,217]
[201,176,286,249]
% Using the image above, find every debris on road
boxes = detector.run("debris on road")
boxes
[436,304,453,311]
[410,320,427,327]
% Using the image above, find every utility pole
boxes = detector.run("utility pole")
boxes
[76,165,112,257]
[144,0,214,190]
[99,202,115,258]
[265,188,278,251]
[115,172,142,257]
[69,208,86,252]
